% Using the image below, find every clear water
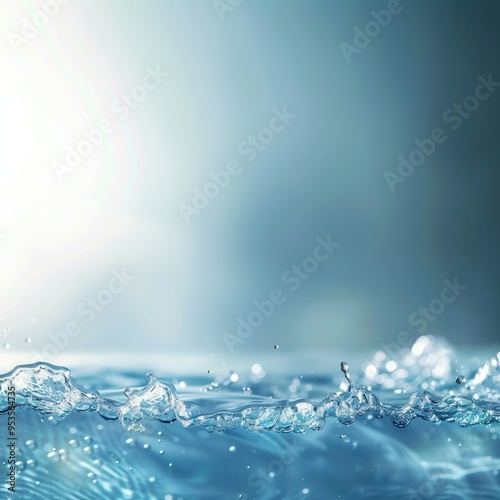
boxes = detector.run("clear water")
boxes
[1,335,499,499]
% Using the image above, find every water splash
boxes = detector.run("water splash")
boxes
[1,355,498,433]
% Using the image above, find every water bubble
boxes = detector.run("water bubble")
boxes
[229,445,236,453]
[455,375,467,384]
[274,344,279,349]
[26,459,36,468]
[47,451,60,461]
[149,476,155,483]
[207,370,211,374]
[125,438,136,447]
[25,337,31,344]
[4,343,10,349]
[25,439,37,449]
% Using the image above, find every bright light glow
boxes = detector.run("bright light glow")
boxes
[412,336,430,356]
[386,360,397,372]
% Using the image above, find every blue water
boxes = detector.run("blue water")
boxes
[1,335,499,499]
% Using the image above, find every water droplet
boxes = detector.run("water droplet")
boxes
[274,344,279,349]
[455,375,467,384]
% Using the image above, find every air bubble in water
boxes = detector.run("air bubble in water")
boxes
[25,337,31,343]
[274,344,279,349]
[4,343,10,350]
[455,375,467,384]
[25,439,37,449]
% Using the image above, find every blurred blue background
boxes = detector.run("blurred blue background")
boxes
[0,0,499,368]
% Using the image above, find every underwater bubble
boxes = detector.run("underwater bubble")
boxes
[274,344,279,349]
[3,343,10,349]
[47,451,60,461]
[25,439,37,449]
[456,375,467,384]
[25,337,31,343]
[229,445,236,453]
